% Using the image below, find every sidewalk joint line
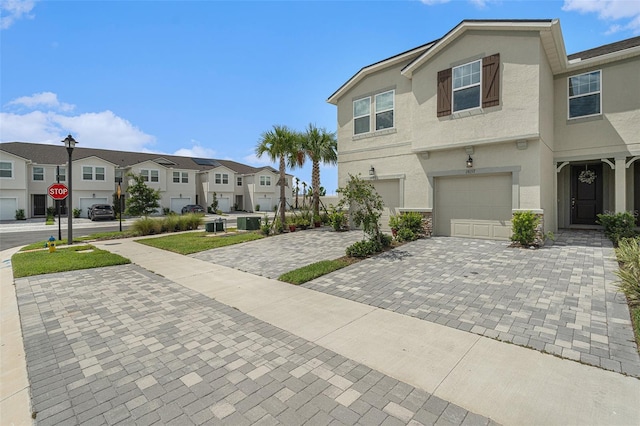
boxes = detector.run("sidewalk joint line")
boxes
[432,334,482,395]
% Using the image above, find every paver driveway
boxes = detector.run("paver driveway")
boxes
[15,264,493,425]
[303,231,640,377]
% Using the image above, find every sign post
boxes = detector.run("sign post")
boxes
[48,182,69,242]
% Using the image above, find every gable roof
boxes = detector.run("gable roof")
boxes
[0,142,280,175]
[568,36,640,61]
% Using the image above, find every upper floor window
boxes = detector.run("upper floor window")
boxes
[141,169,159,182]
[173,171,188,183]
[0,161,13,178]
[453,60,481,112]
[260,175,271,186]
[568,70,601,119]
[375,90,394,130]
[33,166,44,181]
[437,54,500,117]
[215,173,229,184]
[237,176,242,186]
[57,167,66,182]
[83,166,105,181]
[353,97,370,135]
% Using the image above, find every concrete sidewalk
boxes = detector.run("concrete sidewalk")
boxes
[90,238,640,425]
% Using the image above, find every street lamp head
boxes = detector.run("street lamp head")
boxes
[62,134,77,150]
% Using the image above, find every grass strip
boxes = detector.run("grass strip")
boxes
[136,231,264,254]
[279,257,357,285]
[12,245,130,278]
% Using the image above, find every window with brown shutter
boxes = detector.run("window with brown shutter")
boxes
[482,53,500,108]
[437,68,452,117]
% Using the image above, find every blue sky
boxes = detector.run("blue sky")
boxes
[2,0,639,193]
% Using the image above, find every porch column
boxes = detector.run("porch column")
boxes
[615,156,626,213]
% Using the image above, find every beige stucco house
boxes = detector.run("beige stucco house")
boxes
[328,19,640,240]
[0,142,293,219]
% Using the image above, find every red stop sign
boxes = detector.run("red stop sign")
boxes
[48,183,69,200]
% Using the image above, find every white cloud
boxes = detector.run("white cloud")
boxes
[0,109,156,152]
[7,92,75,112]
[173,141,217,158]
[420,0,450,4]
[243,153,276,167]
[563,0,640,34]
[1,0,36,30]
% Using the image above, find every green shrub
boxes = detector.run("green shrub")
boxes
[47,206,56,218]
[261,215,271,236]
[597,211,638,244]
[396,227,416,242]
[132,217,162,235]
[15,209,26,220]
[390,212,424,241]
[346,239,382,258]
[184,213,203,230]
[328,208,345,231]
[379,233,392,248]
[255,204,260,211]
[614,237,640,306]
[511,211,540,246]
[162,214,180,232]
[73,208,82,218]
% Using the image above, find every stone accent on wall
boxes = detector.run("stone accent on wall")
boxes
[512,210,545,246]
[398,209,433,237]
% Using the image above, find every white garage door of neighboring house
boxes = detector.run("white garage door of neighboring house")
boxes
[217,197,230,212]
[0,198,18,220]
[80,198,109,218]
[435,173,512,240]
[256,197,272,212]
[171,198,191,213]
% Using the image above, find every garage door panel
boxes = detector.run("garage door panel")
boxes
[218,197,230,212]
[436,174,512,240]
[0,198,18,220]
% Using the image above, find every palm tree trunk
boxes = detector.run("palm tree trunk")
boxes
[279,155,286,228]
[312,160,320,217]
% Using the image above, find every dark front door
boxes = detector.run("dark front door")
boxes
[571,164,603,225]
[33,194,46,217]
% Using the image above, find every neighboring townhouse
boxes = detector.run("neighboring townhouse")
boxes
[0,142,293,220]
[328,19,640,240]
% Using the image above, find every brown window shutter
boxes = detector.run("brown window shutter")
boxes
[482,53,500,108]
[437,68,452,117]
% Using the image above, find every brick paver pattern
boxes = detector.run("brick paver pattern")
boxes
[16,264,495,425]
[304,231,640,377]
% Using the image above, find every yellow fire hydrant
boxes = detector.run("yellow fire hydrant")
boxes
[48,236,56,253]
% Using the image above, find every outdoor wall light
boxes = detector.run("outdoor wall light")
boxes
[369,166,375,176]
[466,155,474,168]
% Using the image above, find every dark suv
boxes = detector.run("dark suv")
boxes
[87,204,115,221]
[181,204,205,214]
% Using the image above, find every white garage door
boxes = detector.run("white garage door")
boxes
[171,198,191,213]
[218,197,230,212]
[435,173,512,240]
[257,198,272,212]
[0,198,18,220]
[80,198,108,218]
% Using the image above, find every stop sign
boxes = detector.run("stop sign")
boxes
[48,183,69,200]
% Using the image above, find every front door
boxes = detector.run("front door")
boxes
[33,194,46,217]
[571,164,603,225]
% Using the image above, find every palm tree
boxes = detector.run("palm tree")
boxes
[302,124,338,217]
[255,125,304,229]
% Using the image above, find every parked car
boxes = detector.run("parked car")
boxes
[181,204,205,214]
[87,204,115,221]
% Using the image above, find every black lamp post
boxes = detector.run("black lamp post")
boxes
[62,134,77,244]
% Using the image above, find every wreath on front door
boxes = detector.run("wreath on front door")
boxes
[578,169,597,184]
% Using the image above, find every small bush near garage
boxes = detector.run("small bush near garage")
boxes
[389,212,424,242]
[15,209,26,220]
[597,211,638,244]
[511,211,540,247]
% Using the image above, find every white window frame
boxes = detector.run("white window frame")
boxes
[353,96,371,135]
[140,169,159,183]
[215,173,222,184]
[568,70,602,120]
[83,166,93,180]
[173,171,188,184]
[374,90,395,131]
[222,173,229,184]
[58,166,66,182]
[260,175,271,186]
[1,161,13,179]
[32,166,44,181]
[83,166,106,181]
[237,176,242,186]
[452,59,482,113]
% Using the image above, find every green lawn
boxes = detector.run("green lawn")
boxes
[12,245,130,278]
[136,231,264,254]
[279,257,356,285]
[20,230,137,251]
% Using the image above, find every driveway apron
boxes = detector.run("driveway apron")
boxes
[303,231,640,377]
[15,264,493,425]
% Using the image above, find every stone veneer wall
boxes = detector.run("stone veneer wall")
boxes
[398,210,433,237]
[512,211,545,246]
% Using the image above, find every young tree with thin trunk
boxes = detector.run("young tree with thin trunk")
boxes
[255,125,304,229]
[301,124,337,217]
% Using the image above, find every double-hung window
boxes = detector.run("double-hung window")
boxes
[58,167,66,182]
[83,166,93,180]
[375,90,394,130]
[353,97,371,135]
[260,176,271,186]
[173,171,188,183]
[95,167,105,181]
[215,173,229,184]
[453,60,481,112]
[568,70,601,119]
[33,166,44,181]
[140,169,159,182]
[237,177,242,186]
[83,166,106,181]
[0,162,12,178]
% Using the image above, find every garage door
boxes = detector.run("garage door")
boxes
[257,198,272,212]
[80,198,108,218]
[171,198,191,213]
[218,197,230,212]
[0,198,18,220]
[435,173,512,240]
